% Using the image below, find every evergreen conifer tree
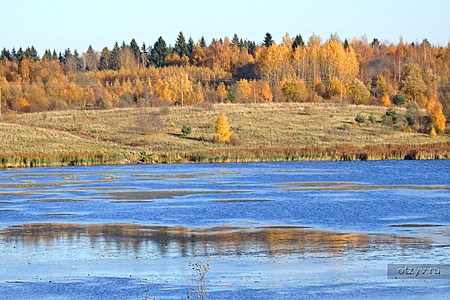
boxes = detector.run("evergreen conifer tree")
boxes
[263,32,274,47]
[150,36,167,67]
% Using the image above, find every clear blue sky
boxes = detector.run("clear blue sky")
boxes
[1,0,449,54]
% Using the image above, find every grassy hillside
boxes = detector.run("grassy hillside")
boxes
[1,103,449,167]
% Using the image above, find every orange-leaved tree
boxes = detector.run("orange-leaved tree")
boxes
[216,113,231,143]
[427,96,447,134]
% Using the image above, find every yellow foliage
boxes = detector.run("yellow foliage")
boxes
[194,84,205,103]
[259,81,273,102]
[216,83,228,103]
[257,44,293,82]
[19,58,31,82]
[237,79,252,102]
[13,97,31,112]
[191,44,206,66]
[153,79,175,102]
[326,77,341,98]
[165,53,182,66]
[216,113,231,143]
[427,96,447,133]
[381,94,391,107]
[280,78,309,102]
[348,79,370,105]
[430,127,437,137]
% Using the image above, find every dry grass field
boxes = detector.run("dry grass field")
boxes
[1,103,449,167]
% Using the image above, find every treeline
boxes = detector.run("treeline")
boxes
[0,32,448,132]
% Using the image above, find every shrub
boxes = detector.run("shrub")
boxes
[355,113,366,124]
[181,125,192,136]
[392,94,406,106]
[406,113,416,126]
[368,114,376,123]
[384,108,398,124]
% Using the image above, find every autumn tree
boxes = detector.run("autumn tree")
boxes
[381,94,391,107]
[84,45,98,71]
[18,57,31,82]
[205,40,233,71]
[191,43,207,66]
[325,77,341,99]
[216,83,228,103]
[258,81,273,102]
[427,96,447,134]
[236,79,252,102]
[280,78,309,102]
[399,63,427,104]
[256,44,292,84]
[216,113,231,143]
[348,79,370,104]
[306,34,322,83]
[98,47,110,70]
[374,74,389,98]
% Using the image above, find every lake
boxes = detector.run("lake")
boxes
[0,160,449,299]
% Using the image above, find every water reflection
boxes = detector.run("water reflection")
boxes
[0,223,432,258]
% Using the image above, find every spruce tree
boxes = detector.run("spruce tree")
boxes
[247,41,256,55]
[130,38,140,55]
[199,36,206,47]
[343,38,350,50]
[232,34,239,46]
[187,37,195,58]
[1,48,11,60]
[11,48,17,61]
[43,49,52,60]
[263,32,274,47]
[174,31,188,58]
[140,43,149,67]
[292,34,305,51]
[150,36,167,67]
[109,42,120,70]
[73,50,84,71]
[29,46,39,61]
[52,50,58,60]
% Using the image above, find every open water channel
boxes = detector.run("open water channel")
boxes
[0,160,449,299]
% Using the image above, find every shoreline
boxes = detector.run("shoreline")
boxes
[2,103,448,168]
[1,142,449,168]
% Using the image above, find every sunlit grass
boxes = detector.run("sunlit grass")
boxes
[1,102,449,167]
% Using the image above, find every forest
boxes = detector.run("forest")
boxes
[0,32,449,135]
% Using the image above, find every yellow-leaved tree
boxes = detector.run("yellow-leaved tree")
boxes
[216,113,231,143]
[216,83,228,103]
[427,96,447,134]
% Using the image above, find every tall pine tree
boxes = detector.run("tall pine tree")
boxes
[151,36,167,67]
[263,32,274,47]
[109,42,120,70]
[292,34,305,51]
[199,36,206,47]
[173,31,188,58]
[187,37,195,58]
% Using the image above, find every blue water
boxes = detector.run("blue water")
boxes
[0,160,449,299]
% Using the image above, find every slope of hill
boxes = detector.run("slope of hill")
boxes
[1,103,448,167]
